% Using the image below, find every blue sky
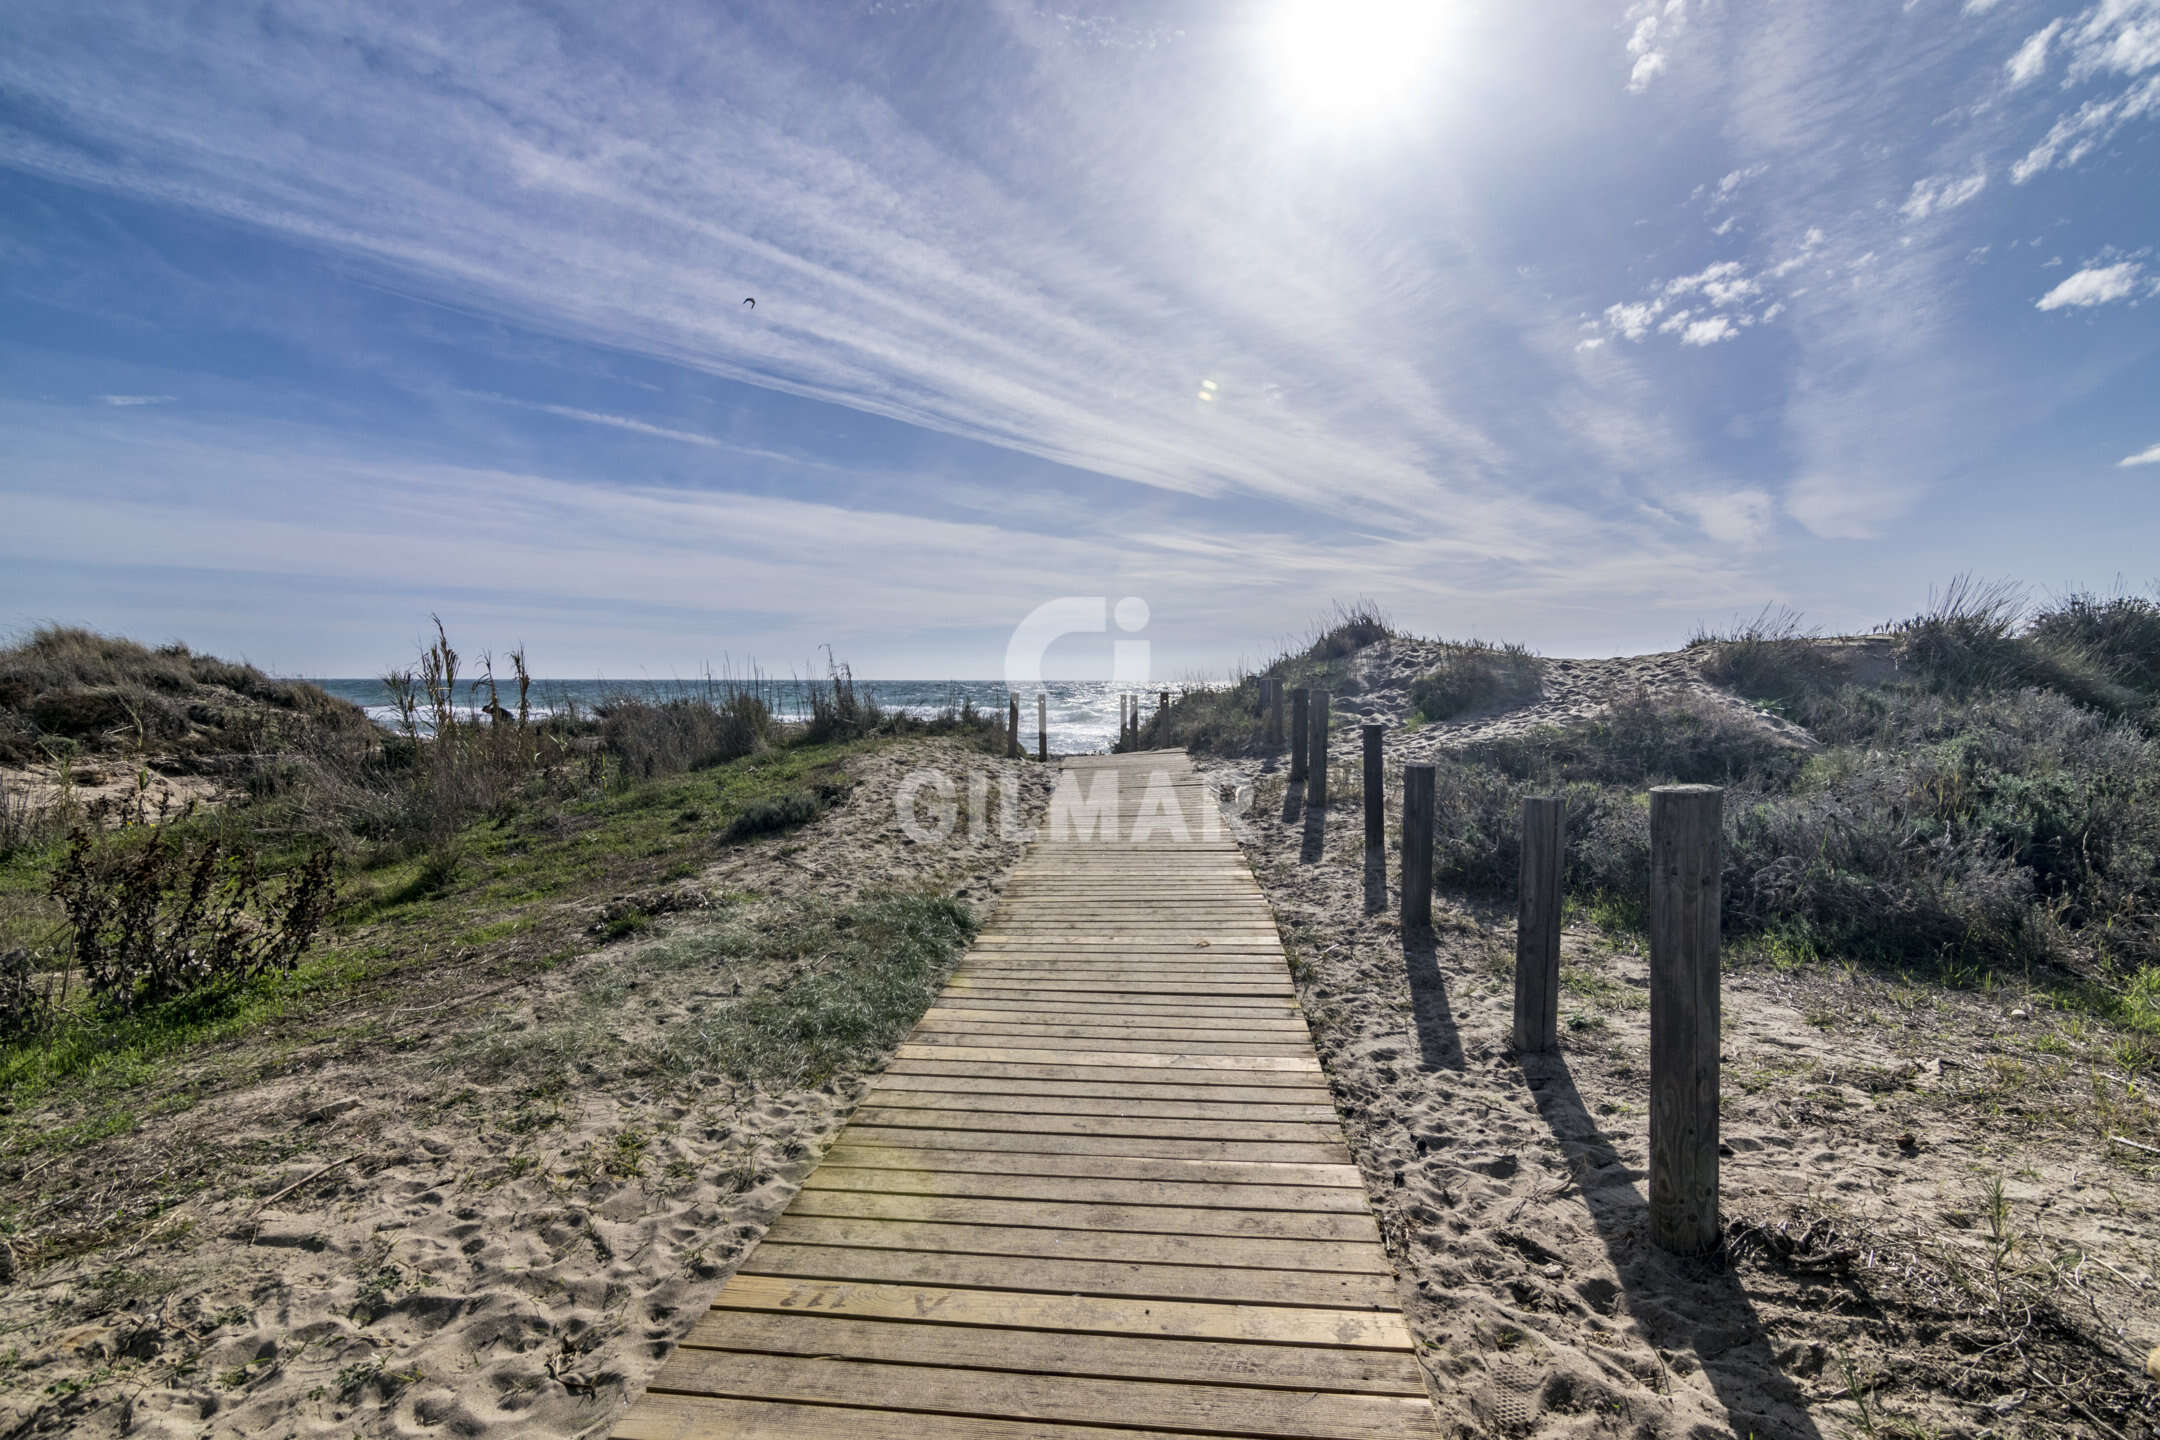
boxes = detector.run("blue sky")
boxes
[1,0,2155,679]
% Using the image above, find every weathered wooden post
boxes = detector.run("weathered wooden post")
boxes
[1288,688,1310,782]
[1266,678,1284,747]
[1007,693,1020,759]
[1649,784,1723,1256]
[1361,723,1385,911]
[1401,764,1434,931]
[1306,690,1330,812]
[1513,797,1565,1054]
[1037,693,1048,762]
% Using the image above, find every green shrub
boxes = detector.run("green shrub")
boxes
[803,662,885,744]
[1693,607,1843,716]
[1135,679,1268,755]
[600,692,771,780]
[1465,691,1802,787]
[2028,590,2160,695]
[1305,601,1392,660]
[48,823,338,1015]
[1892,577,2136,715]
[1422,687,2160,975]
[0,949,56,1043]
[1410,642,1543,720]
[723,789,826,842]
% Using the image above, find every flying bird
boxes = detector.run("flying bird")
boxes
[742,297,755,308]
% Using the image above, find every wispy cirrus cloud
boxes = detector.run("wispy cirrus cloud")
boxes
[0,402,1773,665]
[97,393,175,406]
[6,0,2158,672]
[1900,168,1987,222]
[0,1,1521,530]
[2121,442,2160,467]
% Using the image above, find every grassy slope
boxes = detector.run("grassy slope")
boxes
[0,739,873,1147]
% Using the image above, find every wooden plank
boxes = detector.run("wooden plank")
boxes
[950,980,1287,993]
[905,1034,1318,1058]
[780,1198,1375,1251]
[939,979,1297,997]
[818,1147,1363,1189]
[909,1028,1316,1051]
[761,1215,1393,1273]
[849,1107,1344,1142]
[879,1057,1327,1088]
[675,1312,1428,1395]
[640,1351,1436,1440]
[891,1045,1317,1071]
[738,1243,1401,1308]
[838,1125,1351,1164]
[799,1171,1374,1219]
[917,994,1301,1015]
[907,1031,1313,1053]
[707,1275,1416,1348]
[920,1009,1311,1031]
[617,1394,1237,1440]
[861,1076,1336,1106]
[957,960,1291,972]
[864,1090,1340,1122]
[921,1011,1308,1032]
[938,983,1297,999]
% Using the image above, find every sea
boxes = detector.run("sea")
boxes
[307,678,1187,756]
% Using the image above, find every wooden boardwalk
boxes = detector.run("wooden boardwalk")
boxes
[615,751,1437,1439]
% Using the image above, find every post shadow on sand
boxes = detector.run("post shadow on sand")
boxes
[1280,774,1303,824]
[1298,793,1327,864]
[1521,1051,1827,1440]
[1401,926,1465,1072]
[1362,851,1386,914]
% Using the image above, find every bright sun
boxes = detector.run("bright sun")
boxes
[1267,0,1449,121]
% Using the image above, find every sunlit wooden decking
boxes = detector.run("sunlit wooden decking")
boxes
[613,750,1437,1439]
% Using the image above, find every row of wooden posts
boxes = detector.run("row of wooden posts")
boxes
[1000,689,1175,760]
[1257,674,1725,1256]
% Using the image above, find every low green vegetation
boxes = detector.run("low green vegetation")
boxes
[1130,601,1549,751]
[1407,640,1543,721]
[1127,601,1399,754]
[1301,599,1392,661]
[446,890,975,1094]
[1438,582,2160,1018]
[653,893,974,1085]
[0,622,1003,1106]
[0,737,883,1105]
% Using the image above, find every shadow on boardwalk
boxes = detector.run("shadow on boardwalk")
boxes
[1522,1052,1827,1440]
